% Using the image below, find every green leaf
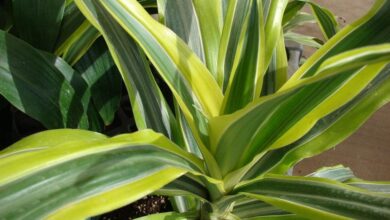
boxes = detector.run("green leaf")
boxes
[210,44,390,175]
[12,0,66,51]
[237,175,390,219]
[74,0,182,143]
[61,22,100,65]
[261,30,288,96]
[0,129,106,158]
[0,30,90,129]
[75,0,223,178]
[230,197,289,218]
[282,0,306,26]
[157,0,205,64]
[192,0,223,79]
[158,175,208,202]
[221,0,265,114]
[55,1,86,52]
[285,0,390,82]
[283,12,316,32]
[217,0,256,90]
[284,32,322,49]
[308,2,339,40]
[347,180,390,194]
[306,165,354,182]
[0,129,204,219]
[77,0,223,121]
[255,0,288,96]
[252,65,390,176]
[74,38,122,125]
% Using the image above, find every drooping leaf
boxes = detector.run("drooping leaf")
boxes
[0,129,204,220]
[282,0,306,26]
[237,175,390,219]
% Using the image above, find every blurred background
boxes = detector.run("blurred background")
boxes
[293,0,390,180]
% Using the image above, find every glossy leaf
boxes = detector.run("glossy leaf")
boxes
[157,0,205,64]
[221,0,265,114]
[211,45,390,175]
[285,0,390,82]
[192,0,223,78]
[257,65,390,176]
[217,0,255,90]
[237,175,390,219]
[0,30,90,129]
[283,12,315,31]
[61,22,100,65]
[255,0,288,96]
[0,129,204,220]
[84,0,223,119]
[308,2,339,40]
[74,38,122,125]
[74,0,181,142]
[284,32,322,49]
[261,30,288,96]
[12,0,66,51]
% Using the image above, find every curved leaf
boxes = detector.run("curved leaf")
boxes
[211,43,390,176]
[77,0,223,121]
[73,0,180,143]
[0,129,204,219]
[237,175,390,219]
[308,1,339,40]
[246,65,390,177]
[285,0,390,82]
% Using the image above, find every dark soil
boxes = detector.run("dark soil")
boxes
[97,196,172,220]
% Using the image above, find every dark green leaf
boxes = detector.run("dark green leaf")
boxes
[12,0,66,51]
[75,38,122,125]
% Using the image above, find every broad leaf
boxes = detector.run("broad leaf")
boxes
[0,129,204,220]
[0,30,90,129]
[74,38,122,126]
[211,44,390,176]
[12,0,66,51]
[237,175,390,219]
[285,0,390,82]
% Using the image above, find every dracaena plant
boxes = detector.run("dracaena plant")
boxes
[1,0,390,219]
